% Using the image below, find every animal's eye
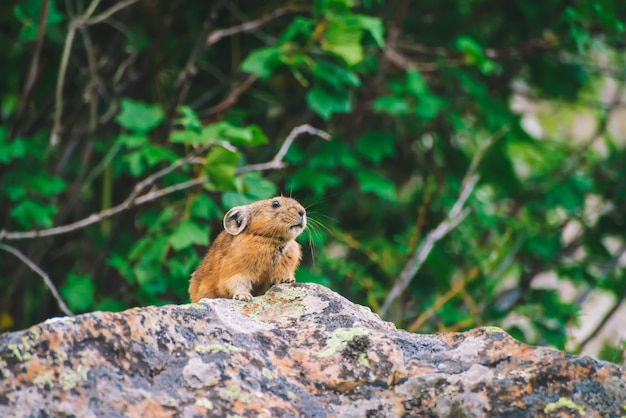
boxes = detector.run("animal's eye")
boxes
[272,200,280,208]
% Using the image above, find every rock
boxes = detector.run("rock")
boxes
[1,283,625,417]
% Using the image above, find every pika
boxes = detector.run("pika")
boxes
[188,196,306,302]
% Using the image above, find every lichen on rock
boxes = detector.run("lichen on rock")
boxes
[1,282,625,417]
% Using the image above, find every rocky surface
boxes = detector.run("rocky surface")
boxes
[1,283,625,417]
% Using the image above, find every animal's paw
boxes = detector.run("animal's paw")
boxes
[233,292,253,302]
[280,276,296,284]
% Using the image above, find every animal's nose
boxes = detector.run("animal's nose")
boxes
[298,209,305,217]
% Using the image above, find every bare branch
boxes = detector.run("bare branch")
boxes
[1,124,329,241]
[84,0,140,25]
[203,74,259,118]
[237,124,331,174]
[206,6,308,46]
[379,128,509,317]
[9,0,49,141]
[50,0,140,146]
[50,24,76,146]
[0,243,73,316]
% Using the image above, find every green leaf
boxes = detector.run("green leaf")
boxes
[9,200,57,228]
[168,221,210,251]
[242,172,277,199]
[525,233,561,261]
[202,122,268,146]
[222,191,255,208]
[221,172,277,208]
[415,95,445,120]
[141,145,179,166]
[306,85,351,119]
[313,61,361,90]
[205,146,239,166]
[168,129,202,146]
[14,0,64,41]
[343,15,384,47]
[405,70,428,96]
[117,134,148,149]
[29,174,67,197]
[287,168,341,196]
[203,147,239,189]
[0,135,26,164]
[373,96,409,115]
[278,16,314,44]
[309,140,359,169]
[355,169,397,201]
[122,150,145,177]
[321,20,364,65]
[355,131,395,163]
[107,254,135,285]
[60,274,95,312]
[456,36,483,61]
[241,47,281,78]
[115,98,164,132]
[545,174,593,214]
[190,194,222,220]
[176,106,202,133]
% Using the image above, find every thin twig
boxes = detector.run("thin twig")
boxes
[0,243,73,316]
[203,74,259,118]
[238,124,331,174]
[206,5,308,46]
[84,0,139,25]
[50,24,76,146]
[576,294,625,353]
[9,0,49,141]
[1,124,329,241]
[408,267,479,332]
[379,128,508,316]
[50,0,140,146]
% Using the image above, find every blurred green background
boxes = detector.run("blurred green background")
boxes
[1,0,625,364]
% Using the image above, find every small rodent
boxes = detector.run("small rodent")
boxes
[188,196,306,302]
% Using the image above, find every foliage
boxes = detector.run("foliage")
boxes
[1,0,625,362]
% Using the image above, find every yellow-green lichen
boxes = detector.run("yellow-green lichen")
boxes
[7,330,41,362]
[358,353,370,367]
[224,343,244,352]
[275,285,306,302]
[287,391,296,400]
[59,364,89,391]
[316,326,369,358]
[196,344,225,354]
[33,370,55,387]
[262,367,274,380]
[196,342,244,354]
[482,326,507,333]
[225,383,251,403]
[544,397,586,416]
[195,398,214,410]
[232,291,305,324]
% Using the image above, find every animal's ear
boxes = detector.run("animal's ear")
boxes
[223,206,249,235]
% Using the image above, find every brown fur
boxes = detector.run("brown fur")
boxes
[188,196,306,302]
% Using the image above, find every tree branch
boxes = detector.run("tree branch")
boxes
[9,0,49,141]
[236,124,331,174]
[206,5,308,46]
[379,128,509,317]
[203,74,259,118]
[50,0,140,146]
[0,243,73,316]
[0,124,329,241]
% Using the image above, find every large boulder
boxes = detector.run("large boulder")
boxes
[1,283,624,417]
